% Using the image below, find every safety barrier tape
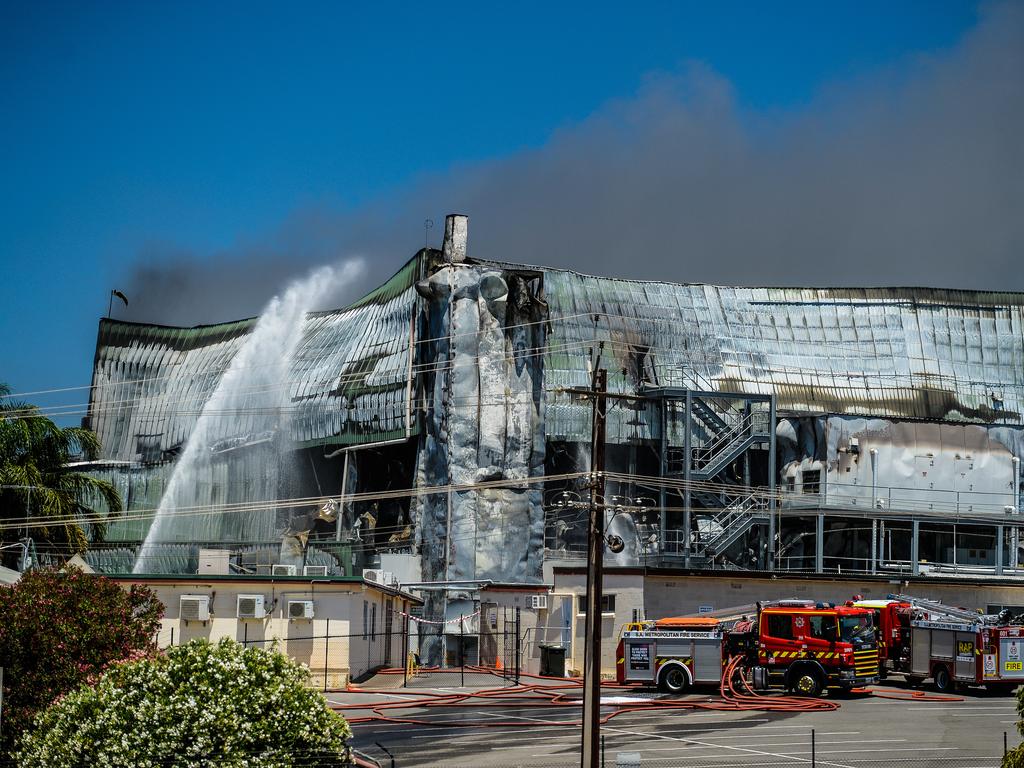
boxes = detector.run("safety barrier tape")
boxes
[395,609,482,625]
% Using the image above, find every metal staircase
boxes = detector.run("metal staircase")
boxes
[689,411,760,480]
[644,385,776,567]
[694,492,772,559]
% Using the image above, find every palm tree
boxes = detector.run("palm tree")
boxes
[0,382,122,558]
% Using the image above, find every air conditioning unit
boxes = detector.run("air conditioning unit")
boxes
[362,568,383,584]
[272,564,297,576]
[531,594,548,610]
[382,571,395,586]
[303,565,329,576]
[180,595,210,622]
[288,600,315,620]
[237,594,266,619]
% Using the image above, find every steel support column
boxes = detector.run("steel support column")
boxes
[767,396,777,571]
[683,390,692,569]
[911,520,920,577]
[996,525,1004,576]
[659,400,667,560]
[816,514,825,574]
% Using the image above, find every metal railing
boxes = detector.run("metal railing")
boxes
[785,480,1018,519]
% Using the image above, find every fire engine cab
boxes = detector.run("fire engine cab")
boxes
[738,600,880,696]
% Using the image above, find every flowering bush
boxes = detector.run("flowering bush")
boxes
[0,567,162,755]
[16,638,352,768]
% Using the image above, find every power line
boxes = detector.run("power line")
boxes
[0,471,589,532]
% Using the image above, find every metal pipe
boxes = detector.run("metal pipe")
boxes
[405,312,416,439]
[323,436,408,460]
[870,448,878,574]
[911,520,920,577]
[336,451,350,542]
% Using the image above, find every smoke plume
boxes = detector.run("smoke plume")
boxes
[122,2,1023,326]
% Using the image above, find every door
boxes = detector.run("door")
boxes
[383,601,394,667]
[910,627,931,675]
[795,613,839,667]
[954,632,976,681]
[760,612,804,671]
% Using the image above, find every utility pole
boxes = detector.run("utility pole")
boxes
[581,368,607,768]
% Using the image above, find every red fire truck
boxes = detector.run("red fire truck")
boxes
[853,594,1024,694]
[616,600,879,696]
[848,597,912,677]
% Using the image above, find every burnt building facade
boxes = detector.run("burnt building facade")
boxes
[79,216,1024,593]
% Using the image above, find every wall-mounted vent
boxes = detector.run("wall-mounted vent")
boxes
[531,594,548,610]
[180,595,210,622]
[303,565,329,576]
[288,600,315,620]
[237,594,266,619]
[272,564,297,576]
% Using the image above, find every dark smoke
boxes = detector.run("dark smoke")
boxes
[123,3,1024,326]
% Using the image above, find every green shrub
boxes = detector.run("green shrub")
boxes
[0,567,162,756]
[16,638,351,768]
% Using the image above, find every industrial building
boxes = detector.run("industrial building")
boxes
[76,215,1024,628]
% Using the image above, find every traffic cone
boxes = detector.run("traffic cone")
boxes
[496,656,503,670]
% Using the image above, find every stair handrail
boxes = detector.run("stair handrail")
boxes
[691,411,756,465]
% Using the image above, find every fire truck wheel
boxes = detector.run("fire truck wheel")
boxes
[933,665,955,693]
[658,665,689,695]
[790,669,823,697]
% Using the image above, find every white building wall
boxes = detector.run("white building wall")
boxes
[118,578,418,686]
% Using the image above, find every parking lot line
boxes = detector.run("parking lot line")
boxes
[595,722,858,768]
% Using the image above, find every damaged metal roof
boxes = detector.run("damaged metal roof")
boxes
[527,265,1024,440]
[87,256,421,461]
[88,252,1024,463]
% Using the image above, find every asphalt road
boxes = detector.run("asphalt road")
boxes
[333,676,1022,768]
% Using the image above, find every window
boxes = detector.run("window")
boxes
[807,614,837,640]
[766,613,793,640]
[577,594,616,615]
[802,470,821,494]
[362,601,368,640]
[370,604,377,641]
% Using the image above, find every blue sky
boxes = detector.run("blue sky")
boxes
[0,1,992,417]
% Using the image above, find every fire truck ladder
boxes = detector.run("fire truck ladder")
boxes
[888,594,987,624]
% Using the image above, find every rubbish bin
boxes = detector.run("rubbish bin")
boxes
[539,644,566,677]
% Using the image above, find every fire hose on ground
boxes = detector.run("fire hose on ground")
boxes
[331,657,961,728]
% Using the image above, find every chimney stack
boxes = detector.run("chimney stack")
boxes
[442,214,468,263]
